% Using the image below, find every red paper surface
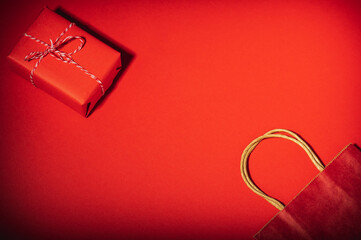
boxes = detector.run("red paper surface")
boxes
[1,0,361,239]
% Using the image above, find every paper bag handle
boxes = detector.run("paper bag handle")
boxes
[240,129,325,210]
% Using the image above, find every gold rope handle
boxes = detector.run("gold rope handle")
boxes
[240,129,325,210]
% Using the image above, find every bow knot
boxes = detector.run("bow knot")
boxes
[24,36,85,63]
[44,39,56,54]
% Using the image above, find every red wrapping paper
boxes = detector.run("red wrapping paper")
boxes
[7,8,121,116]
[255,144,361,239]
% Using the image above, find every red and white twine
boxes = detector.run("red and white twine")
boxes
[24,23,105,95]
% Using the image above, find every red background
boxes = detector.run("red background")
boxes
[1,0,360,239]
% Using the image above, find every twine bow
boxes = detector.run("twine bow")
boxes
[24,23,105,95]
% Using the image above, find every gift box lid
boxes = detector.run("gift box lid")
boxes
[8,8,122,116]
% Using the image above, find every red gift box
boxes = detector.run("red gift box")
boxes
[7,8,121,116]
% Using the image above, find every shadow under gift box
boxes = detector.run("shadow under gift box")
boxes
[7,7,122,117]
